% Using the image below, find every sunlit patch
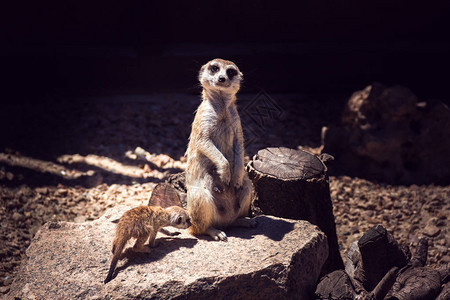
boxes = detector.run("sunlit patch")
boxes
[0,152,89,179]
[0,147,187,183]
[58,154,146,178]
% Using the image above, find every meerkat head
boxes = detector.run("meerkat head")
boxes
[199,58,243,94]
[166,206,191,229]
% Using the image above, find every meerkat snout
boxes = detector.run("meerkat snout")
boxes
[166,206,192,229]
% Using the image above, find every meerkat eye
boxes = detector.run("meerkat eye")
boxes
[227,68,238,79]
[176,216,182,224]
[210,65,219,73]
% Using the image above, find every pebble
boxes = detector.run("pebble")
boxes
[36,187,48,195]
[0,286,10,294]
[6,172,14,181]
[423,224,441,237]
[12,213,22,222]
[409,234,419,244]
[74,216,86,223]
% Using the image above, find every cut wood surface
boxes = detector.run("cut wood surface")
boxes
[251,147,326,180]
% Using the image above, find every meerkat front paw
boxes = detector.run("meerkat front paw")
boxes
[206,227,228,241]
[218,163,231,185]
[232,170,244,189]
[159,228,181,236]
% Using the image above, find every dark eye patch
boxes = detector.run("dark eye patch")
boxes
[210,65,219,73]
[227,68,238,79]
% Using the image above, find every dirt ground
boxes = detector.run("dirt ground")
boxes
[0,93,448,294]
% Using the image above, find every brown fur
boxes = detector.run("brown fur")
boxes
[104,205,191,283]
[185,58,256,241]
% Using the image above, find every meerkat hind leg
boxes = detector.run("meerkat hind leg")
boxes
[206,227,228,241]
[148,231,161,248]
[159,228,181,236]
[231,176,257,229]
[133,235,152,253]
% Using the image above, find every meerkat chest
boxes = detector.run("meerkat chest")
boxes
[213,112,235,149]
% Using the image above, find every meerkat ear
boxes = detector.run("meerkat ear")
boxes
[168,211,179,224]
[198,65,206,82]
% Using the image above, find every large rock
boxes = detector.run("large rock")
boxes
[323,82,450,184]
[7,206,328,300]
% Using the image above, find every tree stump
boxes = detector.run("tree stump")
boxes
[246,147,343,274]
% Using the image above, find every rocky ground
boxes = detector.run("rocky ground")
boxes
[0,93,448,294]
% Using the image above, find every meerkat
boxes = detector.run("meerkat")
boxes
[185,58,256,241]
[104,205,191,284]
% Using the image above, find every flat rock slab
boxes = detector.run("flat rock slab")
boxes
[7,206,328,300]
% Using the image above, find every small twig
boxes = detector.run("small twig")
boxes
[369,267,399,300]
[410,237,428,268]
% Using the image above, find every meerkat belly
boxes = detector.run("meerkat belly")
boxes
[186,153,240,225]
[186,154,216,182]
[212,188,241,227]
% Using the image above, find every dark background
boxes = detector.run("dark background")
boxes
[3,0,450,100]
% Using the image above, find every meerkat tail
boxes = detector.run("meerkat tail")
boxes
[187,183,215,235]
[104,235,127,284]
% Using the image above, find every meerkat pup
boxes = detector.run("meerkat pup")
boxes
[185,58,256,241]
[104,205,191,284]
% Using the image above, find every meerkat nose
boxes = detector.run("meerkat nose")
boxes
[218,76,226,83]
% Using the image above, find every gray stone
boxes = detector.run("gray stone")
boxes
[7,206,328,300]
[322,82,450,184]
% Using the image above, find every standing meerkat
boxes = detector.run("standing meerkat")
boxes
[185,58,256,241]
[104,205,191,284]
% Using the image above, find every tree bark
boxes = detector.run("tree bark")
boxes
[386,267,442,300]
[315,270,355,299]
[356,225,409,291]
[436,282,450,300]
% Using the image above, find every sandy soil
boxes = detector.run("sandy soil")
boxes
[0,93,448,294]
